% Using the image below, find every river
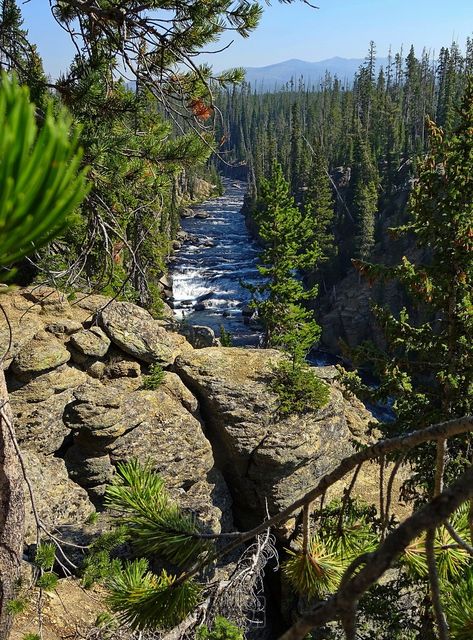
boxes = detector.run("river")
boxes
[169,179,262,346]
[169,178,338,365]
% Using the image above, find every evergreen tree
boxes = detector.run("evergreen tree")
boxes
[290,102,303,198]
[0,73,89,639]
[250,161,321,349]
[349,81,473,498]
[351,130,379,260]
[247,161,329,414]
[303,148,335,262]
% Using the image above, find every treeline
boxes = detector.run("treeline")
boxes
[214,39,473,284]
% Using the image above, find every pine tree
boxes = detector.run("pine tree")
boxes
[351,131,379,260]
[250,162,321,348]
[303,148,335,262]
[247,161,329,414]
[290,102,302,199]
[350,81,473,496]
[0,73,89,639]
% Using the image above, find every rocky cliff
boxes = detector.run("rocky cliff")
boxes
[2,286,403,638]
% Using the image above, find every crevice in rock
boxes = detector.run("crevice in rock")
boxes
[53,430,74,460]
[171,364,250,530]
[244,432,271,479]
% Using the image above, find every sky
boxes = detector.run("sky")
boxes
[20,0,473,79]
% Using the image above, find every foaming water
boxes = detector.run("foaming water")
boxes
[169,179,261,346]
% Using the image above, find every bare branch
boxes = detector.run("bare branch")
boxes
[425,527,449,640]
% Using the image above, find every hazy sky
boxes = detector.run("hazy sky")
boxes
[21,0,473,78]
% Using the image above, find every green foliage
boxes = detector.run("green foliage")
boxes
[246,162,329,415]
[195,616,244,639]
[35,573,58,592]
[0,72,89,272]
[6,598,27,615]
[22,635,40,640]
[317,502,378,563]
[270,358,329,416]
[249,161,322,349]
[105,460,212,567]
[402,504,471,581]
[81,527,128,588]
[444,567,473,640]
[283,534,344,598]
[283,502,378,599]
[107,559,201,631]
[346,84,473,496]
[219,325,233,347]
[142,363,165,390]
[351,131,379,260]
[34,543,55,571]
[81,550,123,590]
[85,510,99,525]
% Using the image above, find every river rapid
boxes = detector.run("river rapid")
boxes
[169,179,262,346]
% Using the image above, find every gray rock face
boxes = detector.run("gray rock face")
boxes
[11,334,71,379]
[1,286,397,569]
[99,301,190,365]
[64,379,232,532]
[69,327,111,358]
[64,381,146,442]
[1,287,234,547]
[9,364,87,404]
[175,347,375,529]
[23,450,94,545]
[180,324,217,349]
[11,388,76,454]
[105,359,141,379]
[162,371,199,416]
[110,387,228,532]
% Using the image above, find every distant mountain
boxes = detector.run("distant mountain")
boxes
[242,56,388,90]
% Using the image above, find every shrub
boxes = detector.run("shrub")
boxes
[270,359,330,416]
[142,363,165,390]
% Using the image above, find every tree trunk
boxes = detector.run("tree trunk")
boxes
[0,368,24,639]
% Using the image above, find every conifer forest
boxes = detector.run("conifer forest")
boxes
[0,2,472,640]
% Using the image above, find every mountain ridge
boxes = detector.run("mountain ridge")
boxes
[242,55,389,89]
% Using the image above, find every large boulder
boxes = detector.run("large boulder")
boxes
[69,326,111,358]
[11,333,71,379]
[9,365,89,453]
[0,288,91,369]
[11,389,75,454]
[161,371,199,416]
[98,301,191,365]
[174,347,381,529]
[180,324,218,348]
[9,364,88,404]
[64,379,232,532]
[63,381,147,442]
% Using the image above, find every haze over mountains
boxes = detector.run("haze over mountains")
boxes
[243,56,388,90]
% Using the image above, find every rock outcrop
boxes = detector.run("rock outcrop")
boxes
[3,287,231,544]
[22,451,93,545]
[2,288,402,541]
[3,286,407,639]
[175,347,383,529]
[99,300,190,364]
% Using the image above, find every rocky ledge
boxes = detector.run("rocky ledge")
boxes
[174,348,395,529]
[3,286,406,637]
[1,286,405,542]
